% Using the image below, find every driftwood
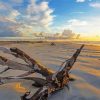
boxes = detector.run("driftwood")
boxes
[50,42,56,46]
[0,45,84,100]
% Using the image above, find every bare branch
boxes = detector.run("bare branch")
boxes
[0,67,9,74]
[17,71,35,77]
[0,46,12,54]
[10,47,54,77]
[0,76,46,86]
[0,56,32,71]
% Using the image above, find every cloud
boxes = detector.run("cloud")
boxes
[66,18,100,36]
[67,19,88,27]
[26,0,54,29]
[51,19,88,34]
[0,1,22,37]
[0,17,21,37]
[0,2,8,10]
[8,10,20,22]
[76,0,93,3]
[62,29,75,38]
[90,2,100,8]
[0,0,55,37]
[0,2,11,13]
[0,2,20,19]
[0,29,20,37]
[76,0,85,2]
[13,0,55,34]
[54,17,100,36]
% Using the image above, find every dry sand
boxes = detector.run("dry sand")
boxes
[0,42,100,100]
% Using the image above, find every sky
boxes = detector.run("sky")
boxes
[0,0,100,37]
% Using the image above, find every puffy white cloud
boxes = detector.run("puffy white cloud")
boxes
[0,0,55,36]
[76,0,85,2]
[9,0,55,34]
[26,0,54,29]
[90,2,100,8]
[67,19,88,27]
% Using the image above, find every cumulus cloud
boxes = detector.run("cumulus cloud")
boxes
[26,0,54,29]
[90,2,100,8]
[62,29,75,38]
[15,0,55,35]
[0,0,55,37]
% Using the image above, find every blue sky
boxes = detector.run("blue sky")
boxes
[0,0,100,37]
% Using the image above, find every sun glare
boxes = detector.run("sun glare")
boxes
[13,83,27,93]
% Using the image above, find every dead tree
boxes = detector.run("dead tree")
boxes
[0,45,84,100]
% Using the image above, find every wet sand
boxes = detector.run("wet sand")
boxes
[0,42,100,100]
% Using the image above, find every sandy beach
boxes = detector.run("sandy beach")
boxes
[0,41,100,100]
